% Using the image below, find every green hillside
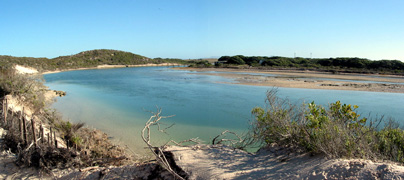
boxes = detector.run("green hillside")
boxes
[0,49,188,71]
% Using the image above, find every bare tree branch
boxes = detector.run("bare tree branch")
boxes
[212,130,243,146]
[141,108,186,180]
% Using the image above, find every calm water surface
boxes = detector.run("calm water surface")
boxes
[44,67,404,154]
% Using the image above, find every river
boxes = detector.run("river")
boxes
[44,66,404,154]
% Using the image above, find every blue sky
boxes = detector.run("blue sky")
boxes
[1,0,403,60]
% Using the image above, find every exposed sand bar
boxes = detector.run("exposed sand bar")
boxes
[174,67,404,93]
[42,63,182,74]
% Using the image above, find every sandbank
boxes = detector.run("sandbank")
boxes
[175,67,404,93]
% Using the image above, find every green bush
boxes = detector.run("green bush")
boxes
[57,121,85,148]
[376,124,404,163]
[0,67,47,112]
[300,101,374,158]
[188,60,212,68]
[227,56,245,65]
[251,89,404,163]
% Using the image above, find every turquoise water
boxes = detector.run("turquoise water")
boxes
[44,67,404,153]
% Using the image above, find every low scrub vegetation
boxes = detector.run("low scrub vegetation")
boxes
[1,67,129,170]
[0,49,188,72]
[0,65,48,113]
[251,89,404,164]
[188,60,213,68]
[217,55,404,75]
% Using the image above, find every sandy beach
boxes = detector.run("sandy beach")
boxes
[175,67,404,93]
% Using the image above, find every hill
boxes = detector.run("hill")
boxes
[0,49,188,72]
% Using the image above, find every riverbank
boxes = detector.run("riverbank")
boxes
[175,67,404,93]
[0,66,138,178]
[43,63,182,74]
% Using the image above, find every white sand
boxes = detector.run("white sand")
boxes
[14,65,38,74]
[166,145,404,180]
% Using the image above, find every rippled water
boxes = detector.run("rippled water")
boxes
[44,67,404,153]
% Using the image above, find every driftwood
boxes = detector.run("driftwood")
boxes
[141,108,250,179]
[24,137,42,152]
[141,108,186,180]
[163,138,202,147]
[80,166,100,172]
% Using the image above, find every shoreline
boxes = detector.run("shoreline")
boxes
[42,63,183,75]
[174,67,404,94]
[4,65,404,179]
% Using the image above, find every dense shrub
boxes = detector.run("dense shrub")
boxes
[188,60,212,68]
[251,89,404,163]
[376,122,404,163]
[217,55,404,74]
[227,56,245,65]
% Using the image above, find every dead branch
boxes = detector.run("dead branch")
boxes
[212,130,243,146]
[24,137,42,152]
[157,122,175,134]
[141,108,186,180]
[164,137,203,147]
[80,166,100,172]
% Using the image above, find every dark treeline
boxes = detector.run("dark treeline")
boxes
[217,55,404,75]
[0,49,188,72]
